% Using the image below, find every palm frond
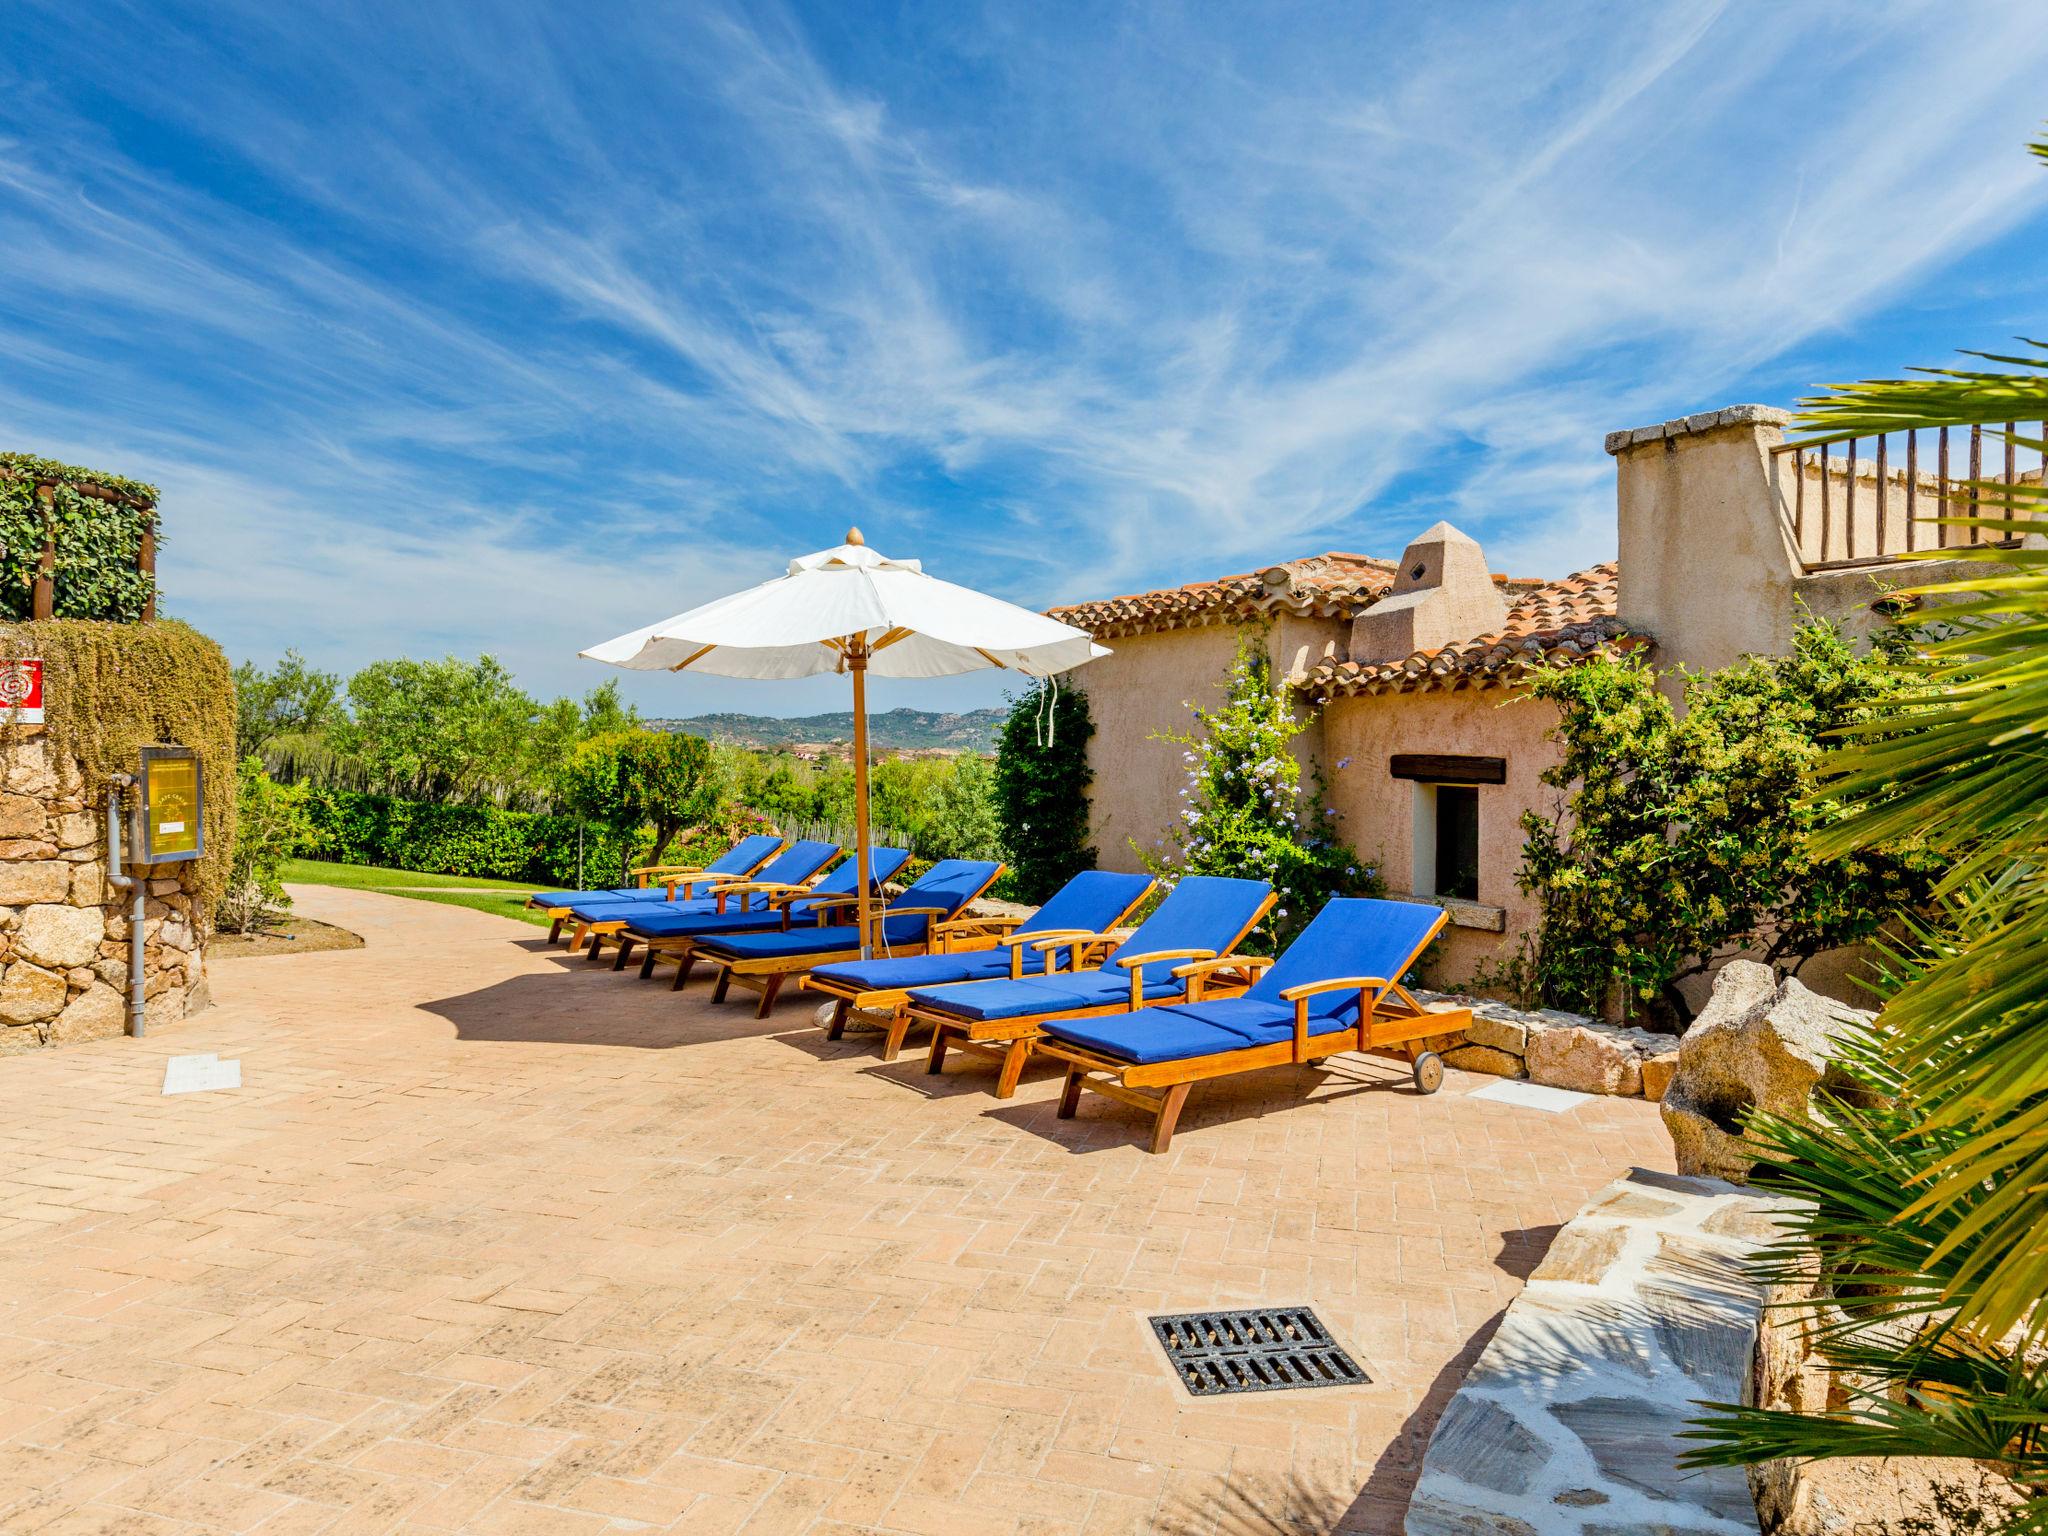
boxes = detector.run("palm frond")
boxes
[1788,344,2048,444]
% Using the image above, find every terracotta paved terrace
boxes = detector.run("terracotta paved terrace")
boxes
[0,886,1672,1535]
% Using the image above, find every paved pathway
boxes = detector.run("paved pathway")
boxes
[0,886,1672,1535]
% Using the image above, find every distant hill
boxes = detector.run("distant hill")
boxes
[650,706,1005,754]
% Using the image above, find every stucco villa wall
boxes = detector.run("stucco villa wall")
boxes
[1320,688,1560,987]
[1615,406,1987,689]
[1073,615,1345,871]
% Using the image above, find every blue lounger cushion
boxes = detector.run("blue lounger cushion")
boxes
[1046,998,1316,1064]
[807,870,1155,994]
[560,841,839,923]
[811,949,1032,991]
[697,857,999,963]
[623,847,909,939]
[907,969,1189,1021]
[697,913,940,961]
[904,875,1271,1020]
[1042,898,1447,1064]
[529,832,785,907]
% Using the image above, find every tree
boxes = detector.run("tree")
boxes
[233,650,343,759]
[337,655,539,804]
[560,729,724,877]
[1684,128,2048,1520]
[919,754,1003,862]
[527,682,643,805]
[1143,635,1372,951]
[992,682,1095,903]
[1518,620,1938,1024]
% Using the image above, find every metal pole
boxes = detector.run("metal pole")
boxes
[104,775,147,1038]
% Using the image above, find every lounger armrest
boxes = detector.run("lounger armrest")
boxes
[1276,975,1392,1003]
[883,906,954,921]
[1027,931,1118,974]
[1281,976,1392,1064]
[786,893,862,927]
[998,927,1093,947]
[992,928,1095,977]
[1113,948,1216,971]
[1170,953,1274,1001]
[1113,948,1216,1009]
[710,878,806,912]
[632,863,703,886]
[663,871,743,899]
[929,913,1022,954]
[939,914,1024,936]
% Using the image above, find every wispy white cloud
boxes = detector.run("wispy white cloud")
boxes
[0,0,2043,711]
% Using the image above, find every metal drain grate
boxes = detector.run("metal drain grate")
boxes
[1148,1307,1368,1396]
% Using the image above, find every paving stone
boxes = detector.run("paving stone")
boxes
[0,883,1677,1536]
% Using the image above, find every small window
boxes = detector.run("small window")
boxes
[1409,781,1482,903]
[1433,785,1479,902]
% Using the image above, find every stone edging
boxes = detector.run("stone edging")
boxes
[1406,1167,1780,1536]
[1415,991,1678,1100]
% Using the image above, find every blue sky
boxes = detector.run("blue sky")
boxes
[3,2,2045,716]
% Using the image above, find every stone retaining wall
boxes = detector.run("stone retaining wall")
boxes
[1417,991,1680,1100]
[0,737,207,1051]
[1406,1167,1775,1535]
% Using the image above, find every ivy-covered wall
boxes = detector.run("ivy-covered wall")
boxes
[0,617,236,1048]
[0,454,159,622]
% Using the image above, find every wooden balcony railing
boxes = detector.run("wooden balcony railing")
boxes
[1773,423,2045,572]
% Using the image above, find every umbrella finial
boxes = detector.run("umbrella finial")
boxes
[845,526,865,546]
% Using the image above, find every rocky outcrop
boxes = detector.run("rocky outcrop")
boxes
[1659,961,1869,1183]
[0,736,209,1052]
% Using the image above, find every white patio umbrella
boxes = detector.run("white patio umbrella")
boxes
[581,529,1104,956]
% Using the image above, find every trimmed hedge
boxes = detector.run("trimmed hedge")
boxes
[303,787,735,889]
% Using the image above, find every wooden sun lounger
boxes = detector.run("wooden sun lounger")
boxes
[798,880,1157,1062]
[1041,978,1471,1153]
[1035,904,1472,1153]
[633,888,854,989]
[915,890,1277,1099]
[583,874,832,969]
[707,864,1006,1020]
[541,839,789,947]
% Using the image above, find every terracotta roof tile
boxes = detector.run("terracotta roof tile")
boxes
[1306,562,1636,698]
[1047,552,1398,638]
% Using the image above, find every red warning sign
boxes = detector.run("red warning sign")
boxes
[0,660,45,725]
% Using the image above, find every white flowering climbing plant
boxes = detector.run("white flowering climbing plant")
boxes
[1141,634,1379,951]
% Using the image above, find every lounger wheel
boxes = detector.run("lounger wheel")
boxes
[1411,1051,1444,1095]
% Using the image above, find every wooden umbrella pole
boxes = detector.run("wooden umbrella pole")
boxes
[849,636,873,959]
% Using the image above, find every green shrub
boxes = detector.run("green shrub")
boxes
[217,759,322,933]
[0,455,159,622]
[918,754,1003,862]
[1517,617,1938,1024]
[993,683,1095,903]
[1144,634,1376,951]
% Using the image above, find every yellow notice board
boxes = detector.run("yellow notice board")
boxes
[140,747,204,863]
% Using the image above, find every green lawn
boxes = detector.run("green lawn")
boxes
[282,859,553,925]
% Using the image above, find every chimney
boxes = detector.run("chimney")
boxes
[1347,522,1508,664]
